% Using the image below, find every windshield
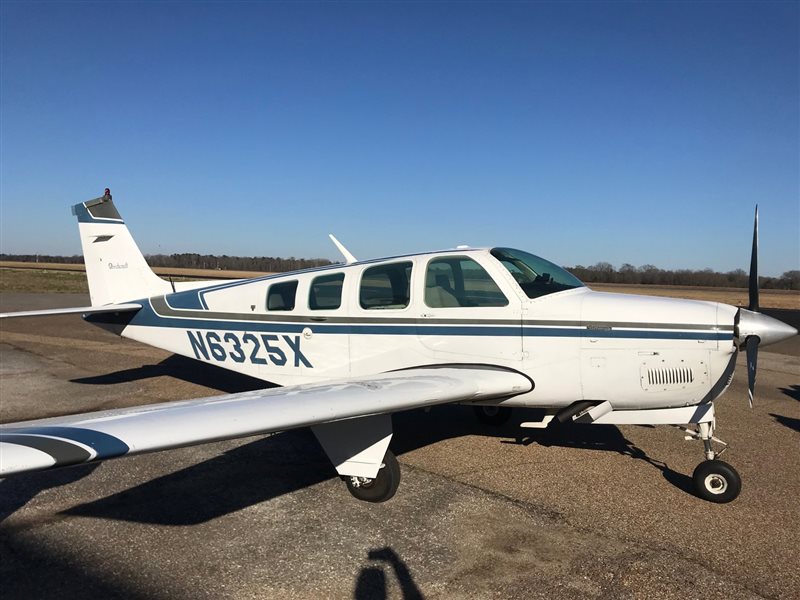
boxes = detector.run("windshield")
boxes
[490,247,584,299]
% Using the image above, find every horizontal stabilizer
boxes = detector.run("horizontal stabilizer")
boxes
[0,303,141,319]
[0,365,531,476]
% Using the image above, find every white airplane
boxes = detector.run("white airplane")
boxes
[0,193,796,504]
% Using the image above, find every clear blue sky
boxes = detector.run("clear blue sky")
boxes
[1,1,798,275]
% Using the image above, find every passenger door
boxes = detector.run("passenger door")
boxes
[299,271,351,380]
[416,255,523,364]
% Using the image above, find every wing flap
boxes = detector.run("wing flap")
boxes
[0,366,531,476]
[0,303,142,319]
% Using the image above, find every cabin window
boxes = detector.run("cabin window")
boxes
[491,247,584,299]
[425,256,508,308]
[360,262,413,310]
[309,273,344,310]
[267,280,298,311]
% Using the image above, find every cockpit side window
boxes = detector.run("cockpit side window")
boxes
[267,280,298,311]
[360,262,413,310]
[309,273,344,310]
[425,256,508,308]
[490,247,584,299]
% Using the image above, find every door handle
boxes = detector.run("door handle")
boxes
[310,316,328,322]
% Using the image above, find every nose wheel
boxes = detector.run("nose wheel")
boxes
[692,460,741,503]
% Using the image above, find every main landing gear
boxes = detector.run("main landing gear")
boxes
[344,450,401,503]
[473,405,513,426]
[683,421,741,503]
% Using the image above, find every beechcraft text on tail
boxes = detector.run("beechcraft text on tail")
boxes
[0,192,796,503]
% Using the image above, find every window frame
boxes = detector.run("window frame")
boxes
[266,279,299,312]
[358,261,414,311]
[423,255,509,309]
[308,272,346,311]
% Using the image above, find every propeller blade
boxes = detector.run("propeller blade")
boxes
[748,205,759,312]
[745,335,759,409]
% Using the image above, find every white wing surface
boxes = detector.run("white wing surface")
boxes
[0,366,531,476]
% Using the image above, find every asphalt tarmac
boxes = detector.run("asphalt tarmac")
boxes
[1,293,798,600]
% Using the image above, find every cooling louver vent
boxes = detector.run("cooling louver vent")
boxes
[639,355,707,392]
[646,367,694,386]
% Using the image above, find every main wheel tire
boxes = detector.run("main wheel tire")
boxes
[473,405,512,426]
[692,459,741,503]
[344,450,401,503]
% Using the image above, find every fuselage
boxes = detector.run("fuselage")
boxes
[90,247,738,411]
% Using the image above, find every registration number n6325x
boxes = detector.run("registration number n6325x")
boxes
[186,331,313,368]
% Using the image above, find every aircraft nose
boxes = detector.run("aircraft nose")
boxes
[736,308,798,347]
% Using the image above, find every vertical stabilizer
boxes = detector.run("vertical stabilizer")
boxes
[72,195,170,306]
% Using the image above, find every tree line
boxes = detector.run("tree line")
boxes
[1,253,333,274]
[566,262,799,290]
[2,253,797,290]
[144,253,332,272]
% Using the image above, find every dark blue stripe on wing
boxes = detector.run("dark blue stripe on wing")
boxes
[4,427,130,459]
[1,434,92,467]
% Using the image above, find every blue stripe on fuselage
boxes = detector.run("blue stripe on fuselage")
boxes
[166,290,206,310]
[129,301,729,341]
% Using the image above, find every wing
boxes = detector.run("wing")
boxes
[0,303,141,319]
[0,365,531,476]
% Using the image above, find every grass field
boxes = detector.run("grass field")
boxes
[0,261,267,280]
[1,265,797,308]
[591,283,799,309]
[0,268,90,294]
[0,269,200,294]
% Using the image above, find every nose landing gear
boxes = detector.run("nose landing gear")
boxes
[682,420,742,503]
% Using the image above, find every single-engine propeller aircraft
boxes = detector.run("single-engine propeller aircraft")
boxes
[0,193,796,503]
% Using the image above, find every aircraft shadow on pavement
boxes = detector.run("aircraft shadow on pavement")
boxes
[55,404,691,526]
[779,385,800,402]
[770,413,800,433]
[71,354,271,393]
[0,527,152,600]
[0,463,99,524]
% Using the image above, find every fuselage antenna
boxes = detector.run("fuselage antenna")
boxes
[329,234,358,264]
